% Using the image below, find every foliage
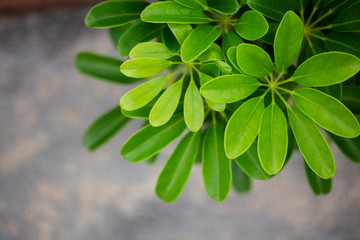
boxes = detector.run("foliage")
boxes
[77,0,360,202]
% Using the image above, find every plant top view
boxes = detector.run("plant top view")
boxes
[76,0,360,202]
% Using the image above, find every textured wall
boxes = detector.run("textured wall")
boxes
[0,6,359,240]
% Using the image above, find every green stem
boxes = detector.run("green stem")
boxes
[219,111,228,122]
[311,25,332,32]
[305,6,318,27]
[277,78,294,86]
[277,86,294,95]
[308,9,333,28]
[274,72,284,84]
[169,65,187,77]
[275,89,291,108]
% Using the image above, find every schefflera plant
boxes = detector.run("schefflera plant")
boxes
[77,0,360,202]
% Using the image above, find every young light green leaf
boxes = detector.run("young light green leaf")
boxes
[258,103,288,175]
[342,85,360,114]
[235,10,269,41]
[76,52,140,84]
[293,52,360,87]
[155,130,201,202]
[227,47,242,72]
[329,133,360,163]
[235,142,270,180]
[231,161,251,193]
[274,11,303,72]
[121,115,186,162]
[207,0,239,14]
[304,160,332,195]
[200,75,260,103]
[225,97,265,159]
[161,26,181,54]
[215,61,232,75]
[325,32,360,58]
[120,76,168,111]
[168,23,193,45]
[202,123,231,201]
[237,43,273,77]
[120,58,171,78]
[83,106,130,151]
[150,80,183,127]
[184,81,204,132]
[121,93,163,119]
[293,88,360,138]
[199,72,226,112]
[288,106,335,179]
[174,0,207,10]
[181,25,222,62]
[332,1,360,32]
[85,1,148,28]
[141,1,210,24]
[117,22,164,57]
[129,42,174,59]
[198,44,224,62]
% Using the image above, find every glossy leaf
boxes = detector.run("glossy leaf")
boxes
[288,106,335,179]
[141,1,210,24]
[199,72,226,112]
[168,23,193,45]
[225,97,265,159]
[76,52,140,84]
[304,160,332,195]
[293,88,360,138]
[332,1,360,32]
[121,115,186,162]
[198,44,224,62]
[274,11,303,72]
[174,0,207,10]
[231,161,251,193]
[184,81,204,132]
[150,80,183,126]
[235,10,269,41]
[258,103,288,175]
[120,58,171,78]
[325,32,360,58]
[237,43,273,77]
[83,106,130,151]
[85,1,148,28]
[341,85,360,114]
[202,123,231,201]
[200,75,260,103]
[181,25,222,63]
[293,52,360,87]
[227,47,242,73]
[207,0,239,14]
[129,42,174,59]
[117,22,163,57]
[235,142,270,180]
[120,76,168,111]
[329,133,360,163]
[156,131,201,202]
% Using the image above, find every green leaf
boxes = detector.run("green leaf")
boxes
[150,80,183,126]
[304,160,332,195]
[184,81,204,132]
[325,32,360,58]
[215,61,232,75]
[316,84,342,100]
[120,58,171,78]
[199,73,226,112]
[332,1,360,32]
[129,42,174,59]
[155,130,201,202]
[261,19,279,45]
[76,52,140,84]
[207,0,239,14]
[85,0,148,28]
[121,115,186,162]
[198,44,224,62]
[293,88,360,138]
[225,97,265,159]
[117,22,163,57]
[329,133,360,163]
[109,24,131,47]
[161,26,181,54]
[247,0,297,21]
[231,161,251,193]
[200,75,260,103]
[181,25,222,63]
[168,23,193,45]
[341,85,360,114]
[227,47,242,73]
[222,31,244,55]
[274,11,303,72]
[235,10,269,41]
[237,43,273,78]
[234,142,270,180]
[202,123,231,201]
[199,62,220,77]
[258,103,288,175]
[293,52,360,87]
[141,1,210,24]
[83,106,130,151]
[174,0,207,10]
[120,76,169,111]
[287,106,335,179]
[121,93,163,119]
[313,0,336,8]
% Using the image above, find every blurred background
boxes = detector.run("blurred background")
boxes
[0,1,360,240]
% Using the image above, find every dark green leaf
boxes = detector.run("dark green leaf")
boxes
[261,19,279,45]
[304,160,332,195]
[162,26,181,54]
[248,0,298,21]
[329,133,360,163]
[231,161,251,193]
[341,85,360,114]
[332,1,360,32]
[316,84,342,100]
[168,23,193,45]
[109,24,131,47]
[325,32,360,58]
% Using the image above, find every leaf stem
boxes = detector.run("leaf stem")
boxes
[277,78,294,85]
[308,9,333,28]
[305,6,318,27]
[310,25,332,32]
[274,72,284,84]
[277,86,294,95]
[169,65,187,77]
[219,111,228,122]
[275,89,290,108]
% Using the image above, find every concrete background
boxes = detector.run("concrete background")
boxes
[0,6,359,240]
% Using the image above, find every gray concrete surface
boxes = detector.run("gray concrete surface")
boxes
[0,7,360,240]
